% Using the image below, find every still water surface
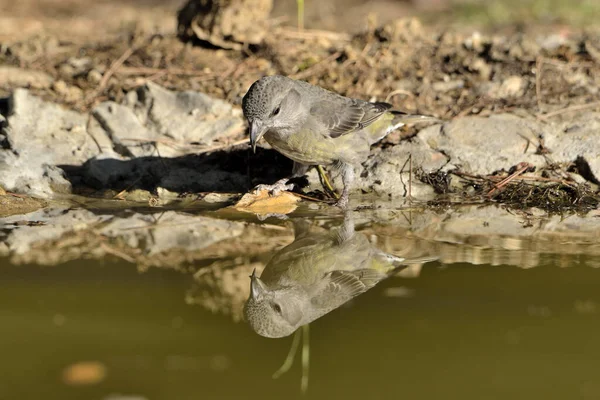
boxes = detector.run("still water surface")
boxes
[1,205,600,400]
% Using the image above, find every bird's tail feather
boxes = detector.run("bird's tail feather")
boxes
[390,111,442,128]
[399,255,439,265]
[373,112,441,143]
[376,251,438,272]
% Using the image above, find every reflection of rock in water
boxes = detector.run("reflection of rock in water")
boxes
[243,214,434,338]
[368,206,600,270]
[0,208,247,266]
[186,259,264,322]
[2,202,600,325]
[183,224,295,320]
[2,205,600,271]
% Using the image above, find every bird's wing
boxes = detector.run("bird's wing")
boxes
[318,269,387,300]
[309,98,392,138]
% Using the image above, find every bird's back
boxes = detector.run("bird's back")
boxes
[291,78,397,145]
[260,228,399,289]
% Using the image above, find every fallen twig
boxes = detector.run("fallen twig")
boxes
[487,162,531,197]
[535,56,544,111]
[6,192,28,198]
[291,51,343,80]
[453,170,575,186]
[116,66,211,77]
[196,138,249,154]
[290,192,335,204]
[385,89,415,103]
[278,27,351,42]
[537,101,600,120]
[119,129,247,154]
[84,45,137,105]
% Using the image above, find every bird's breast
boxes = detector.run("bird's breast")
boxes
[264,130,338,165]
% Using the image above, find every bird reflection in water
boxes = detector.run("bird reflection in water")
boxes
[244,212,434,338]
[243,212,435,391]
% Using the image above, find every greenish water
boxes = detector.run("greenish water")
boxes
[1,206,600,400]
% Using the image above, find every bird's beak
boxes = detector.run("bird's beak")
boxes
[250,268,268,300]
[249,120,267,154]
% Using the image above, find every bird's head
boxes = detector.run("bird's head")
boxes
[243,269,304,338]
[242,75,303,152]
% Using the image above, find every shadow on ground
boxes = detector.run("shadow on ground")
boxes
[58,147,294,195]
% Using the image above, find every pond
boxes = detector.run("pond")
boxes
[1,201,600,400]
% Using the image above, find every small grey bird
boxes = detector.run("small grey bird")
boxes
[242,75,439,208]
[243,214,434,338]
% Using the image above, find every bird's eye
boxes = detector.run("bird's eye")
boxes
[272,106,280,116]
[273,303,282,313]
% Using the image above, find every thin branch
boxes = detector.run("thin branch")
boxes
[196,138,249,154]
[535,56,544,111]
[385,89,415,103]
[487,162,531,197]
[85,45,137,105]
[291,192,335,204]
[278,27,351,42]
[116,66,212,77]
[537,101,600,120]
[291,51,342,80]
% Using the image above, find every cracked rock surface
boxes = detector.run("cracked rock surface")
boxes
[1,83,245,197]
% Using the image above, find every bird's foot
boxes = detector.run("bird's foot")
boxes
[253,178,295,196]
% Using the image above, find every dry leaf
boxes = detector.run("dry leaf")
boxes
[232,190,299,217]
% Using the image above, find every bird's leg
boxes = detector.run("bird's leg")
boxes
[253,162,309,196]
[334,163,354,209]
[272,327,302,379]
[316,165,339,199]
[337,210,355,242]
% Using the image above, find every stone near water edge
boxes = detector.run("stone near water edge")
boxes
[1,82,599,204]
[544,112,600,184]
[419,114,545,175]
[142,82,244,146]
[0,83,246,197]
[358,135,449,199]
[92,101,160,158]
[0,89,99,197]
